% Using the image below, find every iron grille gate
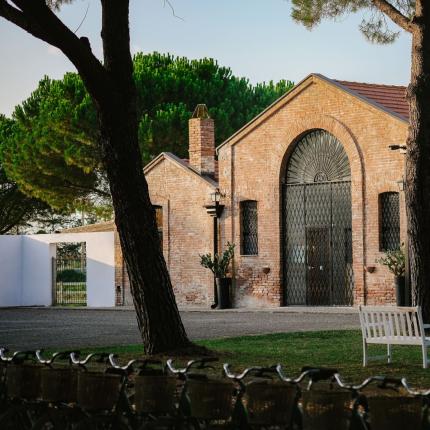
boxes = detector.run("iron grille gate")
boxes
[52,257,87,306]
[283,180,354,306]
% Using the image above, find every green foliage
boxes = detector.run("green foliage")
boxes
[57,242,86,259]
[200,242,235,278]
[377,245,406,276]
[133,53,293,162]
[0,115,50,233]
[0,53,293,212]
[291,0,414,44]
[56,269,86,283]
[0,74,103,212]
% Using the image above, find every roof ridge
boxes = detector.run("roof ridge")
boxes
[334,79,407,90]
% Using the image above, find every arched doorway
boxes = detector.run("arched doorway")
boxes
[283,129,354,306]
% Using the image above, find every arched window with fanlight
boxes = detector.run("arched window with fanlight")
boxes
[379,192,400,251]
[153,205,163,249]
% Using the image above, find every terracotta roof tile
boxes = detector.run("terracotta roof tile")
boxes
[334,80,408,121]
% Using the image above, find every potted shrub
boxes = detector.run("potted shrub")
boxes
[200,243,235,309]
[377,246,406,306]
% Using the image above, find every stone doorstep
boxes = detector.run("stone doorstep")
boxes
[7,305,358,314]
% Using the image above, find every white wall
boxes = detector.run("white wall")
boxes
[0,232,115,307]
[0,236,22,306]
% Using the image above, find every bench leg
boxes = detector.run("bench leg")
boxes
[363,339,368,367]
[422,344,428,369]
[387,344,392,364]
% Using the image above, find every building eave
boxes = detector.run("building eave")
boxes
[216,73,408,154]
[315,74,409,125]
[216,74,315,154]
[144,152,218,188]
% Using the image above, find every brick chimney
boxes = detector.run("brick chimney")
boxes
[188,104,215,178]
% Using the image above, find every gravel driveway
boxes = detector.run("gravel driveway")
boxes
[0,307,360,350]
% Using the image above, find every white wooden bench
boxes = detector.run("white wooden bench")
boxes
[358,305,430,369]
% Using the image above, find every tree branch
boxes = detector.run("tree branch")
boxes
[371,0,414,32]
[62,180,111,198]
[0,1,46,40]
[0,0,112,108]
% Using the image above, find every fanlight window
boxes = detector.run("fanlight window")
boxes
[380,192,400,251]
[286,130,351,184]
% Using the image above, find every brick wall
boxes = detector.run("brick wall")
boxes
[145,155,216,306]
[65,77,408,309]
[188,117,216,178]
[218,75,408,307]
[65,157,217,308]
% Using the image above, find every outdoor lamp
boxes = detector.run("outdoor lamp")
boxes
[211,189,222,204]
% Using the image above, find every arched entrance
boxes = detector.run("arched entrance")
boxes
[283,130,354,306]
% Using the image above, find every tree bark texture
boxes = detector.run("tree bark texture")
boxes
[405,0,430,321]
[97,1,190,353]
[0,0,190,353]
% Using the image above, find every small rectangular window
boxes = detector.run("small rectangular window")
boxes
[380,192,400,251]
[153,205,163,248]
[241,200,258,255]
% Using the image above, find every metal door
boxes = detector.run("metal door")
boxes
[52,257,87,306]
[283,130,354,306]
[306,227,330,305]
[283,181,353,306]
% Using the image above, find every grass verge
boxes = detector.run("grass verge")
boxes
[70,330,430,387]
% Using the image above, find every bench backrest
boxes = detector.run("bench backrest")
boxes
[358,305,425,341]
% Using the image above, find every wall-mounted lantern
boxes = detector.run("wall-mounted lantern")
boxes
[205,188,225,218]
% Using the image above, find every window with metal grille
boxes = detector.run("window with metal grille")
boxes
[241,200,258,255]
[153,205,163,248]
[380,192,400,251]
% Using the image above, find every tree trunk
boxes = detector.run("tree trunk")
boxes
[405,1,430,321]
[0,0,192,353]
[95,0,190,354]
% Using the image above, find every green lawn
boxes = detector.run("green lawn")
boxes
[74,330,430,388]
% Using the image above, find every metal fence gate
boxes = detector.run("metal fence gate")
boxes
[52,257,87,306]
[283,180,354,306]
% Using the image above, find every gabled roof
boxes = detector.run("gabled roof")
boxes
[144,152,218,188]
[217,73,408,152]
[333,79,408,121]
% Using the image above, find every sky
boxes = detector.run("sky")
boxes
[0,0,412,117]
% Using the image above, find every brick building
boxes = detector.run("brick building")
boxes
[70,73,408,308]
